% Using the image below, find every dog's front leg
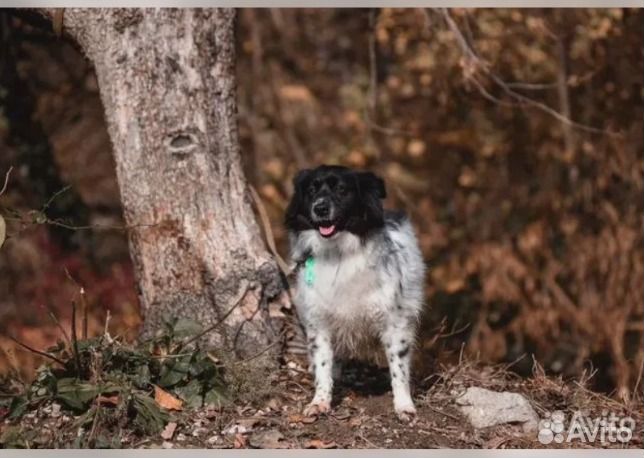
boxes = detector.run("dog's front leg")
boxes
[381,325,416,421]
[303,327,334,416]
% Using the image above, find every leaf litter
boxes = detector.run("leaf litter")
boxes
[1,312,642,449]
[0,313,230,448]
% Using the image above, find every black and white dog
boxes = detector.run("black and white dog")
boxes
[285,165,426,420]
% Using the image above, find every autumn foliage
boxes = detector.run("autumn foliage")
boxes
[0,8,642,400]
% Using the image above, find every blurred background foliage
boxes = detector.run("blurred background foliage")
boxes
[0,8,642,400]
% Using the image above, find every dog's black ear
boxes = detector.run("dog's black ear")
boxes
[285,169,312,231]
[292,168,312,191]
[358,171,387,199]
[356,171,386,229]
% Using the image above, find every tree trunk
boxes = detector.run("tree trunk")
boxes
[46,8,285,357]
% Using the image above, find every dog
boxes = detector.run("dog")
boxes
[285,165,426,420]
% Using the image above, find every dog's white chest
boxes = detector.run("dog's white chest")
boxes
[297,249,393,328]
[308,254,371,308]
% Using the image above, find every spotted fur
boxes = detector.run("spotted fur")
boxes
[285,165,426,419]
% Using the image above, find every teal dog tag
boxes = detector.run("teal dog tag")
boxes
[304,257,315,286]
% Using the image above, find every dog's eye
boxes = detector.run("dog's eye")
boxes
[336,184,348,196]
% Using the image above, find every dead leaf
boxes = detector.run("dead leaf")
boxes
[95,394,120,406]
[160,422,177,440]
[234,433,247,449]
[279,84,314,103]
[154,385,183,411]
[205,408,220,420]
[331,410,351,421]
[484,436,509,449]
[265,398,280,411]
[151,343,168,357]
[458,166,476,187]
[287,413,303,423]
[305,439,337,449]
[237,418,259,431]
[346,150,367,168]
[349,417,362,427]
[407,139,427,158]
[249,430,288,449]
[445,278,465,293]
[237,406,254,415]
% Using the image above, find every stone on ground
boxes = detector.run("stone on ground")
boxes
[454,386,539,433]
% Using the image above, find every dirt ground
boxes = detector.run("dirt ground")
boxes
[3,359,642,449]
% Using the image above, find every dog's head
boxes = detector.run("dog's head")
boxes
[285,165,387,238]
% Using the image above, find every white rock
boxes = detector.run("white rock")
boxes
[454,386,539,433]
[192,427,208,437]
[51,403,62,418]
[161,422,178,440]
[223,424,248,435]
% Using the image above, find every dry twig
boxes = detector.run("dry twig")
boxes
[180,282,251,350]
[431,8,618,137]
[5,334,66,367]
[0,166,13,197]
[249,184,290,275]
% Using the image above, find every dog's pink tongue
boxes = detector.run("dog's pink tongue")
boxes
[319,225,335,236]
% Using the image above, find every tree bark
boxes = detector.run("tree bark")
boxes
[45,8,285,356]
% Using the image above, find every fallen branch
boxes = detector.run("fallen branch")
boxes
[5,334,66,367]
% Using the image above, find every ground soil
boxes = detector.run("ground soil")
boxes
[3,359,641,449]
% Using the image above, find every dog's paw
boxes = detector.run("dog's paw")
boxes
[394,404,417,422]
[303,400,331,418]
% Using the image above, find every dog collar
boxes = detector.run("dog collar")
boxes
[304,257,315,286]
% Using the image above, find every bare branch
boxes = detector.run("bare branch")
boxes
[46,305,72,350]
[431,8,618,137]
[0,166,13,197]
[364,9,415,139]
[42,184,71,210]
[555,29,576,155]
[249,184,290,276]
[233,329,286,366]
[179,282,250,350]
[71,300,82,374]
[5,334,66,367]
[367,8,378,115]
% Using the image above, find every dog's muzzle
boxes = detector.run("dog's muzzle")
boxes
[311,198,337,237]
